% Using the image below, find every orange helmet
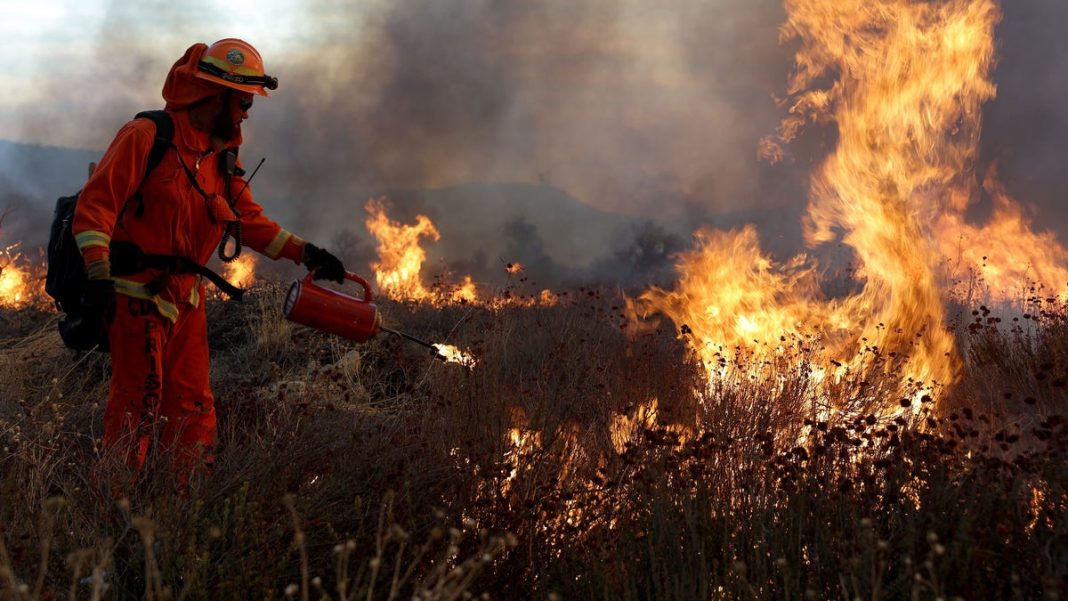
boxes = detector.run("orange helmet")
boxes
[195,38,278,97]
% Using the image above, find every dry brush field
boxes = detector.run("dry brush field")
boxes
[0,279,1065,600]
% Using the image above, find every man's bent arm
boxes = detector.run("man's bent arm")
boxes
[230,171,306,263]
[73,121,155,279]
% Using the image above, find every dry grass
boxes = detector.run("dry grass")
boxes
[0,280,1066,599]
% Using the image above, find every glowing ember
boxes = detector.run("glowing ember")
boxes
[434,343,477,367]
[505,262,524,275]
[500,413,542,501]
[610,398,660,454]
[635,0,1044,416]
[222,253,257,289]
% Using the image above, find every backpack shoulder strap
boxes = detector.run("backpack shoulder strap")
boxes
[133,110,175,180]
[125,110,175,219]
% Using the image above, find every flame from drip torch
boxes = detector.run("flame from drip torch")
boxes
[433,343,477,367]
[379,326,477,367]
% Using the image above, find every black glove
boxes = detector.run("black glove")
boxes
[58,279,115,352]
[81,279,116,325]
[303,243,346,284]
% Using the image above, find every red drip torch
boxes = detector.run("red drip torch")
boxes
[282,271,441,354]
[284,271,381,342]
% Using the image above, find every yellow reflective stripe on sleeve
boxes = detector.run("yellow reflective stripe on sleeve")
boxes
[113,278,180,323]
[264,230,292,259]
[74,230,111,250]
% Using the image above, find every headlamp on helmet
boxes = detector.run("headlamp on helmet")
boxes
[194,38,277,97]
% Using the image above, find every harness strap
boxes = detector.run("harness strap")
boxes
[172,147,214,205]
[110,241,245,301]
[170,137,245,263]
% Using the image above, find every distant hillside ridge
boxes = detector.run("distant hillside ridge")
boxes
[0,137,805,288]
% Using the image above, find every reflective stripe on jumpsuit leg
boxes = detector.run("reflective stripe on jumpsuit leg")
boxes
[103,296,165,478]
[102,293,216,486]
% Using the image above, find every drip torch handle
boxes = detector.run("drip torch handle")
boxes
[302,270,373,302]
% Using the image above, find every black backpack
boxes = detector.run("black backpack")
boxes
[46,110,175,351]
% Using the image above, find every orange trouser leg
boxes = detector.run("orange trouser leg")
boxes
[102,296,216,483]
[104,296,168,474]
[159,298,216,480]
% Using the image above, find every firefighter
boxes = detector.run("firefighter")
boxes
[74,39,345,486]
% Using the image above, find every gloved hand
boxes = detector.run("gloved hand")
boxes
[59,278,115,352]
[303,243,346,284]
[81,279,116,325]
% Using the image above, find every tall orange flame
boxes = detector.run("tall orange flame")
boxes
[365,198,442,302]
[635,0,1051,412]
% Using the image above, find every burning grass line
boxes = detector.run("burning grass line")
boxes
[1,279,1066,597]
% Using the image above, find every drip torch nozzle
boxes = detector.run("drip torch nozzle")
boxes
[380,326,441,357]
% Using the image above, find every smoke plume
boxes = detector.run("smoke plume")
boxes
[1,0,1066,277]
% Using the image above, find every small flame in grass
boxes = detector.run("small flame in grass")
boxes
[939,170,1068,303]
[0,245,35,309]
[610,398,660,454]
[364,200,559,308]
[223,253,257,289]
[434,343,477,367]
[538,289,559,306]
[0,262,30,308]
[451,275,479,304]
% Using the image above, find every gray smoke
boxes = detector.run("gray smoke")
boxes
[2,0,1067,283]
[247,0,813,272]
[977,0,1068,234]
[259,0,800,226]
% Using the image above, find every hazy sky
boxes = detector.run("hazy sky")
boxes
[0,0,307,133]
[0,0,801,220]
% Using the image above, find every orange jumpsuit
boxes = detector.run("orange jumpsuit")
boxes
[74,44,306,480]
